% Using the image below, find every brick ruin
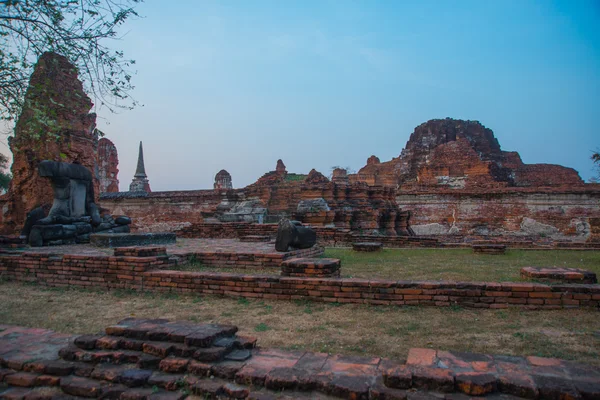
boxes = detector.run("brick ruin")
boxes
[0,52,122,235]
[352,118,584,189]
[243,161,411,235]
[94,141,599,243]
[98,138,119,193]
[0,53,100,234]
[129,141,151,192]
[214,169,233,189]
[2,318,598,399]
[1,244,599,309]
[0,53,598,242]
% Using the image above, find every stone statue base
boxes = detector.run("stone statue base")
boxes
[23,161,133,247]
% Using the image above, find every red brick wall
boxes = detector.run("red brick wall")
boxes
[97,187,600,242]
[1,253,598,310]
[0,252,170,289]
[187,246,324,268]
[98,190,241,232]
[397,188,600,240]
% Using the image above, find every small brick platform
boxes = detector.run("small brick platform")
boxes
[352,242,383,252]
[0,319,599,399]
[13,239,325,269]
[472,244,507,255]
[280,257,341,277]
[521,267,598,284]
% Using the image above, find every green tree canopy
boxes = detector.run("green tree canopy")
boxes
[0,0,143,123]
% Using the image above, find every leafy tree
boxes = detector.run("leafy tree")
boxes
[0,152,11,192]
[0,0,143,123]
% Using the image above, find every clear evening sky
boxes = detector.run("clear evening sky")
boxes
[93,0,600,191]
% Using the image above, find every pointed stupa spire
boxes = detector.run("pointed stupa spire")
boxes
[134,141,147,178]
[129,141,151,192]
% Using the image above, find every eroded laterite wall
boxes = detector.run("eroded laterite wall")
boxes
[397,188,600,241]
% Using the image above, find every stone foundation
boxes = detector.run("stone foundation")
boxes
[1,249,598,310]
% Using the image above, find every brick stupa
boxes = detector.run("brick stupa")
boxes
[129,141,151,192]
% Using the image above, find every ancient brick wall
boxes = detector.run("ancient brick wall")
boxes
[175,222,439,247]
[98,138,119,193]
[98,190,243,232]
[2,53,100,234]
[396,187,600,240]
[97,186,600,242]
[0,252,171,289]
[1,252,598,309]
[352,118,584,190]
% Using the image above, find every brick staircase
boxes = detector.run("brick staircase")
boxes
[1,319,599,399]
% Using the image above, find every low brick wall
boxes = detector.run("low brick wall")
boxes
[189,246,324,268]
[1,252,599,310]
[176,222,438,248]
[0,252,171,288]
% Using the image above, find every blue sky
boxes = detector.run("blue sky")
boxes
[92,0,599,191]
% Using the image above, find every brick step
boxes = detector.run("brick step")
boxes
[103,319,239,348]
[75,334,255,355]
[0,385,90,399]
[4,320,599,399]
[68,337,253,368]
[59,347,162,369]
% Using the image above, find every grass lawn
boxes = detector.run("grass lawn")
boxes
[0,281,598,365]
[326,248,600,282]
[173,248,600,283]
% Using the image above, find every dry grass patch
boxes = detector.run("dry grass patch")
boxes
[1,281,598,365]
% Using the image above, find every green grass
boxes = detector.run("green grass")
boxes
[254,322,271,332]
[165,248,600,283]
[325,248,600,282]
